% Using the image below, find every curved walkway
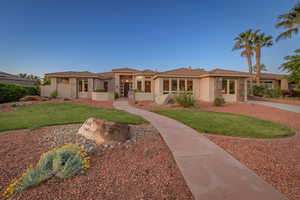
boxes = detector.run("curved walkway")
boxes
[113,99,286,200]
[248,100,300,113]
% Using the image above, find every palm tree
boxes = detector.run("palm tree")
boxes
[233,29,255,74]
[252,31,273,84]
[253,64,267,72]
[275,3,300,41]
[280,49,300,83]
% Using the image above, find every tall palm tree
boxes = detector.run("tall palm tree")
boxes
[252,31,273,84]
[233,29,254,74]
[276,3,300,41]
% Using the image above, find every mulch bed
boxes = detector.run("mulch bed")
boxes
[249,96,300,105]
[132,100,300,200]
[0,125,193,200]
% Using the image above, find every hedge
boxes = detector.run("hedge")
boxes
[0,82,38,103]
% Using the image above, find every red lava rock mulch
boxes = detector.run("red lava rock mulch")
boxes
[132,100,300,200]
[0,125,193,200]
[70,99,114,109]
[249,96,300,105]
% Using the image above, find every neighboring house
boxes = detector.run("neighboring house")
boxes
[0,71,36,86]
[41,67,289,102]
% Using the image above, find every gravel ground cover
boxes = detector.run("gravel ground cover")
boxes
[0,124,193,200]
[132,100,300,200]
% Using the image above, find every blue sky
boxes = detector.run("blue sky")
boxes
[0,0,299,76]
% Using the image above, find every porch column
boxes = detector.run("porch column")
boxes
[88,78,94,98]
[177,78,179,91]
[185,79,187,91]
[142,78,145,92]
[70,78,77,99]
[244,79,248,101]
[169,78,171,93]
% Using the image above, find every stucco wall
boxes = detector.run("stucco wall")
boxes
[280,79,288,90]
[91,92,114,101]
[40,78,57,97]
[199,77,215,102]
[57,83,71,99]
[135,92,154,101]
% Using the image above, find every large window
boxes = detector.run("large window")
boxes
[78,79,88,92]
[171,79,177,91]
[187,80,193,91]
[222,79,235,95]
[137,80,142,91]
[163,79,169,91]
[229,80,235,94]
[104,81,108,92]
[145,80,151,93]
[179,79,185,91]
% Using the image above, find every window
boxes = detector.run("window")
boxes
[163,79,169,91]
[222,79,235,94]
[229,80,235,94]
[145,80,151,93]
[171,79,177,91]
[179,79,185,91]
[222,79,228,94]
[78,79,88,92]
[137,80,142,91]
[187,80,193,91]
[104,81,108,92]
[57,78,69,84]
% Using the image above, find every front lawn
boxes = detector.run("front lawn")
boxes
[0,103,147,131]
[153,110,293,138]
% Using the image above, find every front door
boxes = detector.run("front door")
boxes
[124,82,130,97]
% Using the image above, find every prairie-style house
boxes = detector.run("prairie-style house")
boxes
[41,67,288,102]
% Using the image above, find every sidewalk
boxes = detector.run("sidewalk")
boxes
[248,100,300,113]
[113,99,286,200]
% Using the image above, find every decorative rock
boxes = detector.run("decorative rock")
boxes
[155,94,172,105]
[78,118,130,144]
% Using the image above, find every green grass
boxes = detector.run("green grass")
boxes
[0,103,147,132]
[153,110,293,138]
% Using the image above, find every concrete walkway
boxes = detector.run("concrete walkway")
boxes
[113,99,286,200]
[248,100,300,113]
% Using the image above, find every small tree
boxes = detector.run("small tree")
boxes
[280,49,300,83]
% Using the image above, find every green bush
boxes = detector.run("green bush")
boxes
[175,92,195,107]
[253,85,265,97]
[94,88,106,92]
[264,88,282,98]
[1,144,90,199]
[253,85,283,98]
[114,92,119,99]
[50,90,58,98]
[213,98,225,106]
[0,82,38,103]
[41,79,51,86]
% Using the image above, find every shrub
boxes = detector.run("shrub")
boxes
[264,88,282,98]
[213,97,225,106]
[114,92,119,99]
[95,88,106,92]
[41,79,51,86]
[175,92,195,107]
[50,90,58,98]
[1,144,90,199]
[0,82,38,103]
[252,85,265,97]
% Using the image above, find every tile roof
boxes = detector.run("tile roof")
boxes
[159,68,207,76]
[208,68,251,76]
[96,72,114,79]
[135,69,157,76]
[112,67,140,72]
[45,71,98,78]
[260,73,287,80]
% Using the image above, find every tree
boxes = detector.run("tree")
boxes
[280,49,300,83]
[252,31,273,85]
[253,64,267,72]
[275,3,300,41]
[18,73,41,85]
[233,29,255,74]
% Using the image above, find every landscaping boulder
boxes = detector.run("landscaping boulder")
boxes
[155,94,172,105]
[78,118,130,144]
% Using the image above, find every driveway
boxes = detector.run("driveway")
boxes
[113,99,286,200]
[248,100,300,113]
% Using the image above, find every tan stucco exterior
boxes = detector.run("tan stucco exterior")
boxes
[41,68,289,103]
